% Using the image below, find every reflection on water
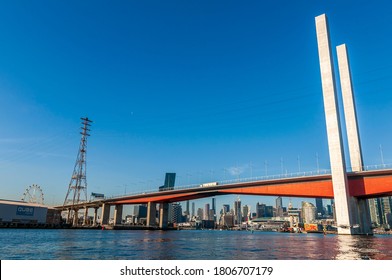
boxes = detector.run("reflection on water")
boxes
[0,229,391,260]
[334,235,388,260]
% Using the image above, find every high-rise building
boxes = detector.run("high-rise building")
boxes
[171,203,183,223]
[212,198,216,222]
[369,197,392,228]
[315,198,324,218]
[221,213,235,228]
[159,173,176,191]
[186,201,190,215]
[209,209,215,222]
[275,197,284,217]
[197,208,203,220]
[256,202,273,218]
[234,198,242,224]
[134,204,147,218]
[191,202,195,217]
[204,203,210,220]
[133,204,147,224]
[222,204,230,214]
[276,197,282,208]
[242,205,249,221]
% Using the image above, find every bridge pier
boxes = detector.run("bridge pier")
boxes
[82,207,89,226]
[159,203,169,229]
[352,198,372,234]
[101,203,111,225]
[92,207,99,226]
[147,202,157,227]
[72,208,79,227]
[113,205,123,226]
[65,208,72,224]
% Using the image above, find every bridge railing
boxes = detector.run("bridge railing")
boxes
[361,163,392,172]
[106,169,332,199]
[217,169,331,186]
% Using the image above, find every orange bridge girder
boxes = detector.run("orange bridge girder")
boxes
[103,169,392,205]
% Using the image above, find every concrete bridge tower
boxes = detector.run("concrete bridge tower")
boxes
[315,14,372,234]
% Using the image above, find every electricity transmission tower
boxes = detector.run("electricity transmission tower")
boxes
[63,117,92,225]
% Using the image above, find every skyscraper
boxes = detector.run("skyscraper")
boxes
[171,203,182,223]
[204,203,210,220]
[275,197,283,217]
[234,198,242,224]
[242,205,249,221]
[315,198,324,218]
[212,198,216,222]
[222,204,230,214]
[369,197,392,228]
[197,208,203,220]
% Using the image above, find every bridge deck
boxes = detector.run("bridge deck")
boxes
[56,169,392,210]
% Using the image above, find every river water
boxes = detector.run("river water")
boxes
[0,229,391,260]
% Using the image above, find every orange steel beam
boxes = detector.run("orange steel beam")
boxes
[216,180,334,198]
[348,175,392,198]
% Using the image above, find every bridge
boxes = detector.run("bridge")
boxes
[59,14,392,235]
[57,167,392,231]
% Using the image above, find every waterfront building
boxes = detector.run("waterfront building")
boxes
[302,201,317,224]
[288,207,301,227]
[0,199,61,227]
[222,204,230,214]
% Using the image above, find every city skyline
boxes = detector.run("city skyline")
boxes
[1,1,392,210]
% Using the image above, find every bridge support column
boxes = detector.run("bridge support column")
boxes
[92,207,98,226]
[337,43,372,234]
[352,198,372,234]
[72,208,79,227]
[159,203,169,229]
[65,209,72,224]
[113,205,123,226]
[147,202,157,227]
[82,207,89,226]
[101,203,111,225]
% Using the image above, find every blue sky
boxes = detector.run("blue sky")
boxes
[1,1,392,213]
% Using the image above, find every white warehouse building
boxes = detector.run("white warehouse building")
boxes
[0,199,59,226]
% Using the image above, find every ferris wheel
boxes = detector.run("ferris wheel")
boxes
[21,184,44,205]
